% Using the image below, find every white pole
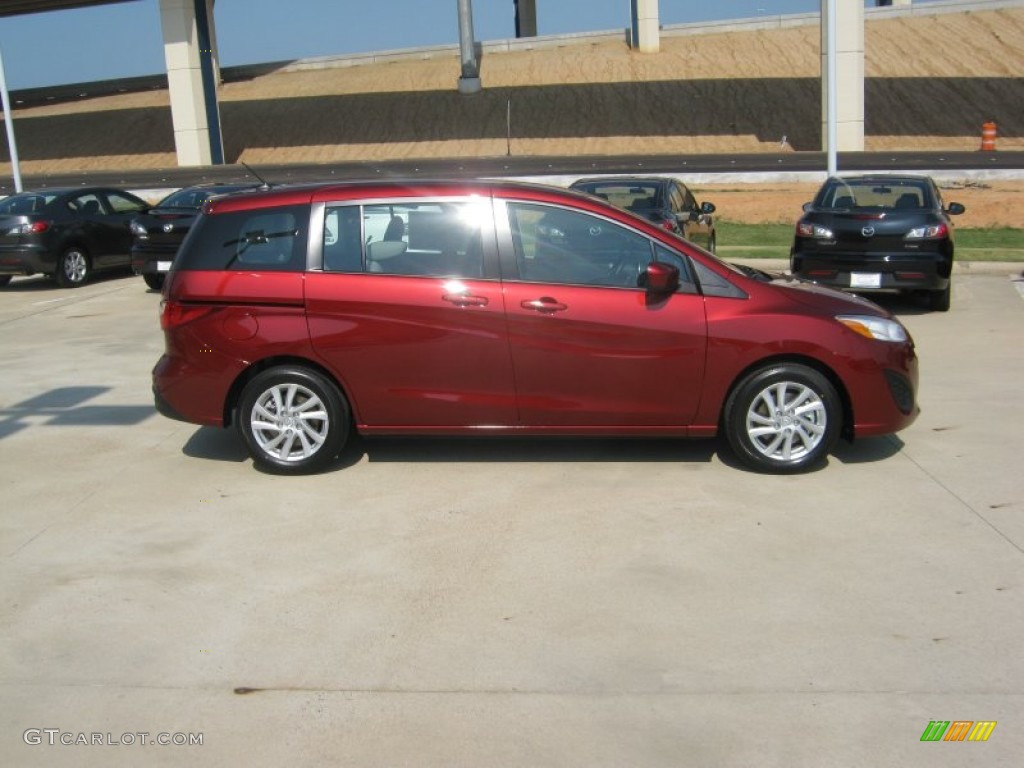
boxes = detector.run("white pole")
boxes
[825,0,838,177]
[0,46,24,193]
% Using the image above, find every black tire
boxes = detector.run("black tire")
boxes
[723,363,841,474]
[143,273,165,291]
[0,275,12,288]
[928,281,951,312]
[237,366,349,474]
[55,246,90,288]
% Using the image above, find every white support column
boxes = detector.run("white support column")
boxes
[160,0,220,166]
[630,0,660,54]
[821,0,864,152]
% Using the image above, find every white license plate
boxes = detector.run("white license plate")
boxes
[156,261,172,272]
[850,272,881,289]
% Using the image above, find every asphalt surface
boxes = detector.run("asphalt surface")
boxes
[5,151,1024,195]
[1,267,1023,766]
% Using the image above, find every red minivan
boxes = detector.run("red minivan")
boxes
[153,180,919,474]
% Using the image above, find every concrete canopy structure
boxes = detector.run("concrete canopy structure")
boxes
[2,0,892,167]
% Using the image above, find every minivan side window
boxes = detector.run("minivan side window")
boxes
[325,202,486,278]
[507,202,655,288]
[175,205,308,271]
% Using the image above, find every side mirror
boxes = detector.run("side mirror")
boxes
[946,202,966,215]
[802,202,814,213]
[700,201,716,214]
[645,262,679,294]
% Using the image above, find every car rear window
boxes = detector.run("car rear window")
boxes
[175,205,309,271]
[818,180,931,211]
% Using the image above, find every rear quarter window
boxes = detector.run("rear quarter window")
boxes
[175,205,309,271]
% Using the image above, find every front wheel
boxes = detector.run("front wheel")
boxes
[143,273,165,291]
[55,247,90,287]
[0,275,12,288]
[238,366,349,474]
[724,363,841,473]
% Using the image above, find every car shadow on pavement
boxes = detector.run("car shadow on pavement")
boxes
[0,386,154,440]
[182,427,250,463]
[180,429,907,472]
[343,436,718,466]
[855,291,941,316]
[831,435,905,465]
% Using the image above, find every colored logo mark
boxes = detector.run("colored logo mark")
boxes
[920,721,996,742]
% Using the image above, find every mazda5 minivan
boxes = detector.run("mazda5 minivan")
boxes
[153,180,919,474]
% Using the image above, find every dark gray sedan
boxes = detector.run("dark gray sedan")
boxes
[0,187,149,288]
[790,174,965,311]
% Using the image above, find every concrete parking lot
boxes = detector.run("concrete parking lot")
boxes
[2,267,1022,767]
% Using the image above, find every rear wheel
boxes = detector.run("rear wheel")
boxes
[724,363,841,473]
[0,275,11,288]
[928,280,951,312]
[143,273,165,291]
[55,247,90,287]
[238,366,349,474]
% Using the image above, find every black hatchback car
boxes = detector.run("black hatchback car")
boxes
[570,176,717,253]
[790,175,965,311]
[130,183,260,290]
[0,187,149,287]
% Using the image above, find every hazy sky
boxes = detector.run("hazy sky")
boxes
[0,0,943,90]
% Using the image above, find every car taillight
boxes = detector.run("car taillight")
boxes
[160,299,216,331]
[797,221,833,239]
[905,223,948,240]
[9,221,50,235]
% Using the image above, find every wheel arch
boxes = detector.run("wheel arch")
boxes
[223,355,354,429]
[720,354,854,441]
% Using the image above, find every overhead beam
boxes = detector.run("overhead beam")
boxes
[0,0,138,17]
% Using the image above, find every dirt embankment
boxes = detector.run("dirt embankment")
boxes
[693,180,1024,228]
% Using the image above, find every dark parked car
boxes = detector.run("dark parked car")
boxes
[154,180,918,475]
[130,183,260,290]
[0,187,149,287]
[570,176,716,252]
[790,174,965,311]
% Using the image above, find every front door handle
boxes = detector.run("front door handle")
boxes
[443,293,489,307]
[521,297,568,313]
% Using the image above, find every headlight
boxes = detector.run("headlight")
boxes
[797,221,833,239]
[836,314,908,342]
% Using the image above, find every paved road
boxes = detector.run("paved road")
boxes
[1,270,1022,766]
[5,151,1024,195]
